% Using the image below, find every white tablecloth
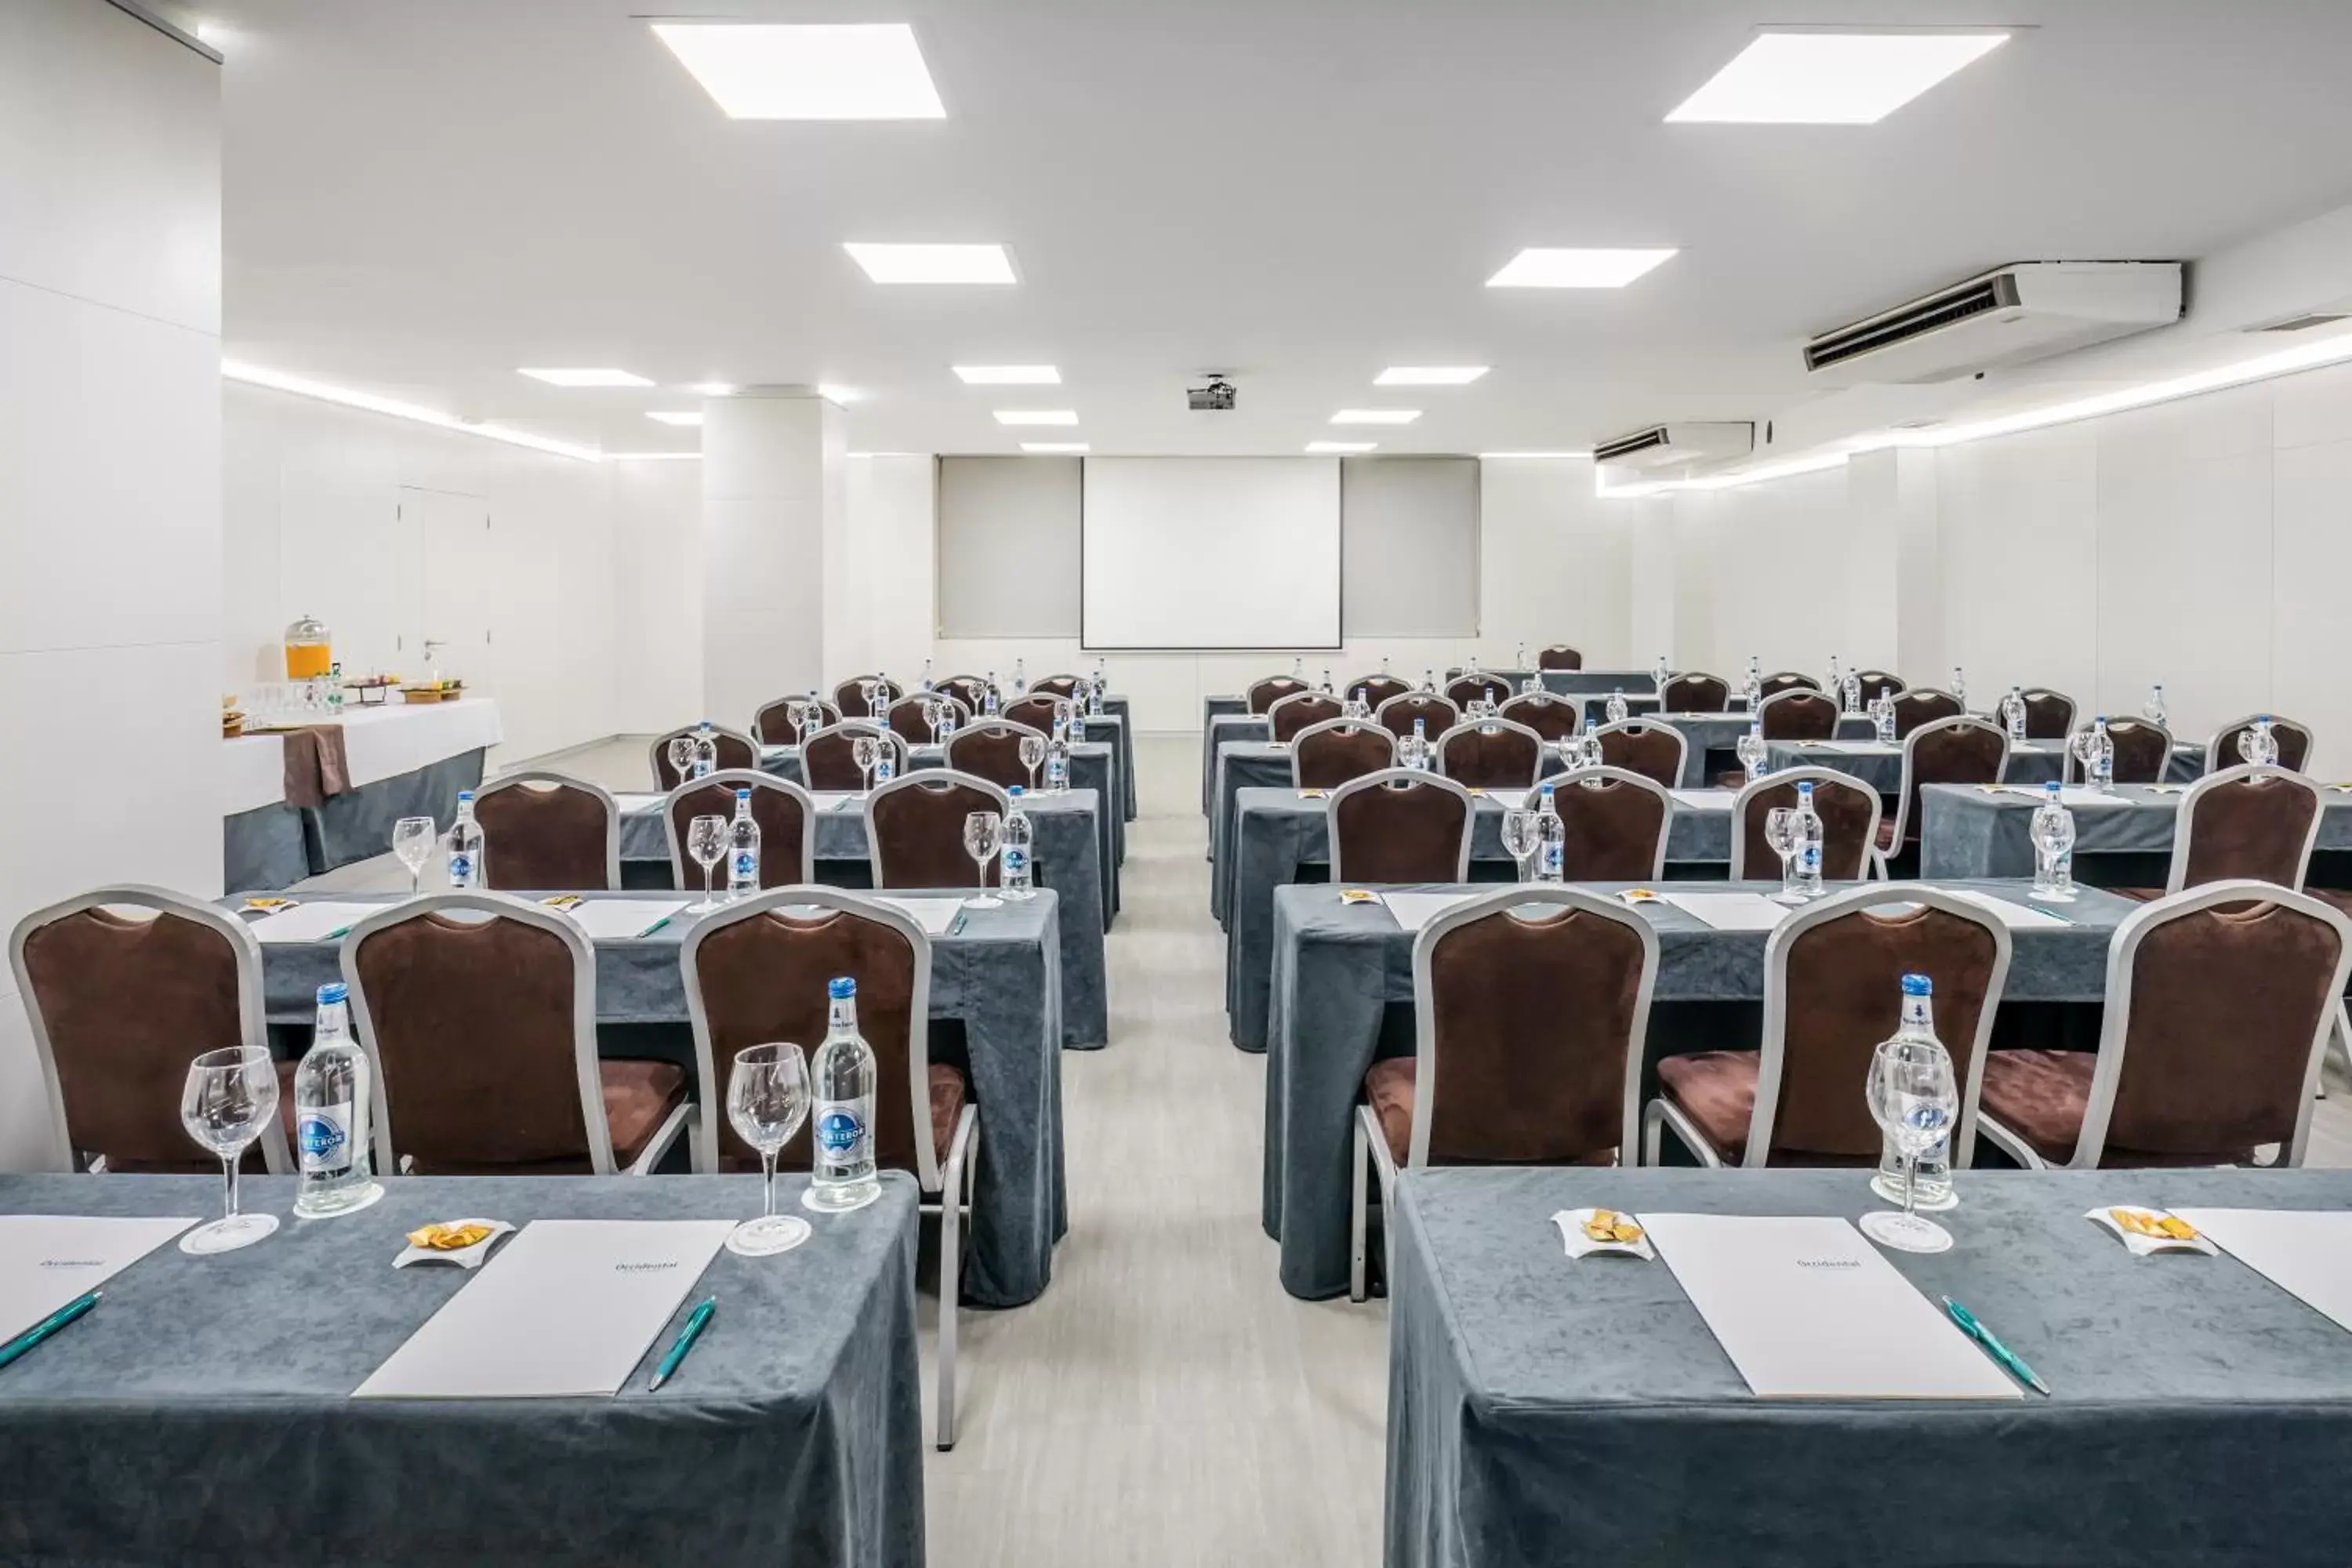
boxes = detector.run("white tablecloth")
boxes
[222,699,505,814]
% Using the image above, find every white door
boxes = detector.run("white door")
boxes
[410,487,495,694]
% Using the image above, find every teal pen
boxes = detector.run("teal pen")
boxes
[648,1297,716,1391]
[0,1290,100,1372]
[1943,1296,2051,1396]
[948,909,969,937]
[638,915,675,938]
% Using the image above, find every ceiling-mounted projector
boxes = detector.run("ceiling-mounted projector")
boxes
[1593,421,1755,474]
[1187,376,1237,412]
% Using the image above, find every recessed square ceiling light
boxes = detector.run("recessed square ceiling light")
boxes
[1375,366,1488,386]
[1306,441,1377,454]
[1331,409,1421,426]
[955,365,1062,384]
[993,409,1078,426]
[1021,441,1090,453]
[651,23,946,120]
[1666,31,2008,124]
[646,410,703,426]
[1486,249,1679,289]
[845,242,1017,285]
[517,367,652,387]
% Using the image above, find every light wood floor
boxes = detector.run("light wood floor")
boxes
[306,731,2352,1566]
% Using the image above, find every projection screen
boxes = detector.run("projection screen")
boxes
[1080,456,1341,649]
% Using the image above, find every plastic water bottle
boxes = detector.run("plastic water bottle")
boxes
[2002,685,2027,742]
[1319,666,1334,695]
[1950,666,1968,706]
[1420,666,1436,693]
[1737,720,1768,782]
[1874,975,1954,1210]
[1406,717,1429,771]
[1828,652,1843,695]
[1046,724,1071,791]
[1515,641,1529,670]
[447,790,484,889]
[292,982,378,1218]
[1606,687,1629,724]
[1873,688,1897,746]
[807,978,880,1213]
[726,788,760,899]
[1793,781,1824,897]
[1292,655,1305,682]
[1087,678,1105,717]
[1093,655,1108,693]
[1744,655,1762,711]
[691,719,717,779]
[1380,655,1392,677]
[1001,787,1036,899]
[2245,715,2281,767]
[1533,783,1566,883]
[1653,653,1670,690]
[1842,669,1862,716]
[872,739,895,785]
[920,658,934,691]
[2143,683,2167,726]
[2032,781,2077,900]
[982,674,1000,717]
[2085,716,2114,791]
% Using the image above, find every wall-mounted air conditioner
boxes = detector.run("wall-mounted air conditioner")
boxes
[1804,261,2183,387]
[1592,421,1755,474]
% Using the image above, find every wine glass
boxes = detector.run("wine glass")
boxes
[1736,731,1766,782]
[1764,808,1801,899]
[786,698,814,747]
[922,698,947,742]
[687,814,728,913]
[1499,808,1538,882]
[963,811,1005,909]
[851,735,880,791]
[858,678,883,717]
[666,735,697,789]
[1860,1034,1960,1254]
[392,816,436,894]
[2032,801,2078,902]
[725,1042,813,1258]
[179,1047,281,1254]
[1018,732,1047,787]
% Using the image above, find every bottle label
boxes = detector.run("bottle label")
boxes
[1541,842,1563,877]
[814,1102,866,1159]
[875,757,894,782]
[1003,847,1029,878]
[297,1100,355,1174]
[447,854,473,887]
[731,850,757,882]
[1798,842,1823,876]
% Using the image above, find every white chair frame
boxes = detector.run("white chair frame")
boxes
[1874,716,2010,876]
[1499,690,1578,731]
[1659,671,1732,713]
[1247,674,1312,714]
[1266,689,1345,742]
[1976,881,2352,1171]
[660,769,818,891]
[1374,691,1461,736]
[804,720,912,784]
[9,885,292,1175]
[2062,716,2176,786]
[1589,717,1690,789]
[1443,670,1513,710]
[649,721,760,789]
[1325,768,1475,884]
[1889,687,1967,735]
[1287,717,1396,788]
[1350,885,1660,1300]
[339,891,691,1178]
[833,674,906,716]
[2205,713,2315,777]
[1432,717,1547,791]
[863,768,1012,891]
[941,719,1047,790]
[753,697,842,747]
[887,691,974,743]
[473,770,622,891]
[2018,688,2077,740]
[1754,686,1840,739]
[1643,884,2012,1168]
[1523,767,1678,881]
[1726,767,1884,882]
[2163,764,2324,897]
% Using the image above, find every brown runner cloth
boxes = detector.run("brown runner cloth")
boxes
[273,724,353,808]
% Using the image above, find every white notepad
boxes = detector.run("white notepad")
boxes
[354,1219,734,1399]
[1658,892,1794,932]
[1379,891,1481,934]
[561,899,688,942]
[2170,1210,2352,1334]
[1998,785,2135,808]
[874,896,960,935]
[611,793,665,813]
[1642,1213,2021,1400]
[248,902,382,944]
[1669,789,1737,812]
[811,792,862,811]
[0,1216,198,1340]
[1941,888,2071,930]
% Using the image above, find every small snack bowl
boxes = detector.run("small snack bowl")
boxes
[2086,1207,2217,1258]
[1552,1207,1657,1262]
[395,1218,515,1270]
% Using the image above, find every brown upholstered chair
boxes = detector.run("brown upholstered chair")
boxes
[1376,692,1461,742]
[2020,688,2076,741]
[1877,717,2009,872]
[471,771,619,891]
[888,693,969,745]
[1434,718,1545,791]
[866,771,1011,889]
[10,887,294,1175]
[942,720,1047,791]
[1443,671,1513,710]
[1268,691,1345,744]
[1852,670,1906,699]
[2208,713,2314,775]
[1646,886,2009,1167]
[650,723,759,790]
[832,675,905,719]
[753,695,842,747]
[1247,674,1311,715]
[1756,688,1839,742]
[1532,769,1676,880]
[1029,674,1083,699]
[2108,764,2321,904]
[1290,719,1396,790]
[1728,768,1882,882]
[935,675,992,714]
[1347,673,1414,709]
[1759,671,1820,700]
[802,721,909,791]
[662,771,815,891]
[1537,645,1583,671]
[1348,885,1659,1300]
[1000,694,1073,736]
[1500,691,1581,742]
[2067,717,2173,785]
[681,887,978,1446]
[1327,770,1475,884]
[1592,718,1689,789]
[341,894,690,1177]
[1889,688,1965,740]
[1662,673,1730,713]
[1977,883,2351,1169]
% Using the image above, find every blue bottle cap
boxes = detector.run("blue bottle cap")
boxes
[317,982,349,1004]
[2046,779,2061,792]
[1797,781,1813,795]
[828,977,855,1000]
[735,787,751,800]
[1901,974,1932,996]
[1008,785,1025,797]
[1539,782,1555,797]
[456,790,474,803]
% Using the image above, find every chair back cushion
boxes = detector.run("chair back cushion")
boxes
[753,697,839,746]
[1759,672,1820,699]
[1891,690,1964,739]
[937,677,989,713]
[1898,723,2006,845]
[1377,695,1459,740]
[2181,775,2319,889]
[1295,724,1395,789]
[1536,645,1582,670]
[1348,674,1412,708]
[655,729,757,790]
[2212,717,2312,774]
[1758,690,1838,742]
[1443,673,1512,709]
[1269,692,1344,743]
[669,780,809,887]
[2020,690,2075,741]
[869,777,1002,889]
[1596,724,1682,788]
[1437,724,1541,790]
[943,724,1040,791]
[1739,776,1875,882]
[1331,781,1468,882]
[474,782,611,891]
[804,724,891,791]
[2097,719,2172,784]
[887,695,950,744]
[1029,675,1081,699]
[1500,693,1579,742]
[832,677,902,719]
[1663,673,1730,712]
[1852,670,1906,698]
[1247,676,1308,715]
[1553,778,1668,880]
[1423,906,1646,1163]
[1001,695,1066,735]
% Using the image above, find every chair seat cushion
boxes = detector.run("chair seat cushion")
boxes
[1655,1051,1760,1163]
[1875,818,1899,851]
[927,1062,968,1166]
[1979,1049,2255,1167]
[601,1058,689,1169]
[1364,1058,1417,1163]
[2109,887,2164,904]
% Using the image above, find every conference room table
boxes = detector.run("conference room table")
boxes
[1446,666,1662,701]
[1201,713,1269,815]
[1765,736,2206,796]
[1388,1164,2352,1568]
[610,789,1109,1050]
[0,1171,924,1568]
[229,888,1066,1306]
[1919,780,2352,885]
[1263,877,2138,1300]
[1224,787,1746,1051]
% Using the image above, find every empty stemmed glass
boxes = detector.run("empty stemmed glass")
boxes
[786,699,815,748]
[725,1042,813,1257]
[1736,730,1767,782]
[392,815,436,895]
[963,811,1005,909]
[666,734,698,789]
[1764,807,1801,899]
[1860,1033,1960,1254]
[2031,797,2078,901]
[851,735,880,791]
[1500,808,1539,882]
[179,1047,281,1254]
[687,814,728,913]
[922,697,947,742]
[859,678,884,718]
[1018,732,1047,787]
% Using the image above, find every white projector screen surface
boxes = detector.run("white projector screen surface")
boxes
[1081,457,1341,648]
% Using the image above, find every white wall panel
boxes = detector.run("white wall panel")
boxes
[937,456,1080,640]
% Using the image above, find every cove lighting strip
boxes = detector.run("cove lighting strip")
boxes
[1597,327,2352,499]
[225,361,605,462]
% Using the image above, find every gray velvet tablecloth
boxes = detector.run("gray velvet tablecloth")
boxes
[233,890,1066,1306]
[1202,713,1271,815]
[1224,789,1740,1049]
[1263,878,2139,1300]
[1766,738,2206,797]
[225,750,488,892]
[1082,710,1136,822]
[1919,782,2352,881]
[619,792,1109,1050]
[1389,1164,2352,1568]
[0,1171,923,1568]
